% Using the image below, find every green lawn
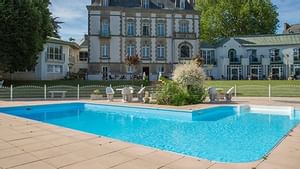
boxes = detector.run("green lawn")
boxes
[205,80,300,97]
[1,80,300,98]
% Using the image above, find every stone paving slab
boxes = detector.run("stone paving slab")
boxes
[0,100,300,169]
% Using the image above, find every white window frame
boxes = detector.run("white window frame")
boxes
[127,22,135,36]
[142,22,150,36]
[157,22,165,36]
[101,20,110,36]
[179,22,189,33]
[157,44,165,58]
[47,45,63,61]
[201,50,215,65]
[47,64,63,74]
[142,45,150,58]
[269,48,280,58]
[127,44,135,56]
[100,44,110,58]
[79,52,88,61]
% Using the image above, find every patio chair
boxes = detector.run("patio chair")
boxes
[121,87,133,102]
[137,87,146,102]
[0,80,3,88]
[207,87,218,102]
[106,86,115,101]
[224,87,235,102]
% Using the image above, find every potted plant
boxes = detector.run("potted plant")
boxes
[90,89,103,100]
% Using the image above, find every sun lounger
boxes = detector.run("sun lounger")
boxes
[106,86,115,101]
[137,87,146,102]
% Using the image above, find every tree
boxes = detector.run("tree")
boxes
[196,0,279,42]
[51,16,63,38]
[0,0,53,74]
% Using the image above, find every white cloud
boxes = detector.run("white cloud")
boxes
[50,0,89,41]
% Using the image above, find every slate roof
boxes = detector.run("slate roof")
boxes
[201,33,300,48]
[103,0,194,10]
[284,24,300,34]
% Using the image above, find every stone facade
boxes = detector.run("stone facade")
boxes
[87,0,200,81]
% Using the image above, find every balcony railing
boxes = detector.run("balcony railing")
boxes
[249,57,261,64]
[270,57,282,64]
[174,32,196,39]
[294,56,300,63]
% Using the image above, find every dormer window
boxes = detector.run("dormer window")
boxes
[142,0,149,8]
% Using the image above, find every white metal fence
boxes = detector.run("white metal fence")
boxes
[0,85,148,101]
[0,84,300,101]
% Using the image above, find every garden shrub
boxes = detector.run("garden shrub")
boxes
[156,80,190,106]
[156,61,207,106]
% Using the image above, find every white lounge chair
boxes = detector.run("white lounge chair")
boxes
[207,87,218,102]
[137,87,146,102]
[121,87,132,102]
[106,87,115,101]
[224,87,235,102]
[0,80,3,88]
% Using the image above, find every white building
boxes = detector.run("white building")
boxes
[1,37,79,80]
[87,0,200,80]
[200,33,300,80]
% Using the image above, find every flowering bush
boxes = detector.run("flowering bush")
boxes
[156,61,206,106]
[173,60,206,87]
[125,55,140,65]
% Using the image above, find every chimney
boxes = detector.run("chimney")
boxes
[284,23,290,32]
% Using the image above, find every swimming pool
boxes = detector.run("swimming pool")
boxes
[0,103,299,163]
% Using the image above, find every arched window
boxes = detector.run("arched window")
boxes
[180,45,190,58]
[228,49,237,62]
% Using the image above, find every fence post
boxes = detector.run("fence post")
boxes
[234,84,237,97]
[269,84,271,101]
[44,84,47,100]
[77,84,80,100]
[10,84,13,101]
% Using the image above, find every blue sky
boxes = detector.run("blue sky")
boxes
[50,0,300,41]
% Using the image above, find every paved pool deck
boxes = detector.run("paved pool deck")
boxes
[0,98,299,169]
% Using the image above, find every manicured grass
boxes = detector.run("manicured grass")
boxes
[205,80,300,86]
[205,80,300,97]
[1,80,300,98]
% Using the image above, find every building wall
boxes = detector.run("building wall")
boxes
[1,41,79,80]
[88,5,200,80]
[201,38,300,80]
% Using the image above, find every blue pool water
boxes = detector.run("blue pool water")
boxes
[0,103,299,163]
